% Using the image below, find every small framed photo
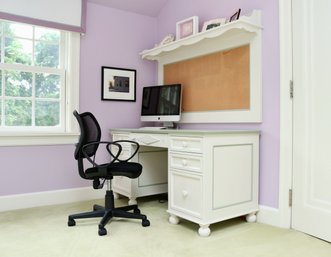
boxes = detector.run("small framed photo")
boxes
[101,66,136,102]
[202,18,226,32]
[229,8,241,22]
[176,16,199,40]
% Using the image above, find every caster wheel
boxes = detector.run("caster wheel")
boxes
[68,219,76,226]
[134,208,141,214]
[98,227,107,236]
[142,219,150,227]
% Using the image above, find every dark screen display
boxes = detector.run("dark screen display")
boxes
[141,84,181,116]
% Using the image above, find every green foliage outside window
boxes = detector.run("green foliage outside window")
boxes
[0,21,62,128]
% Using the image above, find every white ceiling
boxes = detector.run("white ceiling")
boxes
[88,0,169,17]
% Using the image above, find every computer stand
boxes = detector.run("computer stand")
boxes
[162,122,177,129]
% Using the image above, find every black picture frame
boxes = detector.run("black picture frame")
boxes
[101,66,136,102]
[229,8,241,22]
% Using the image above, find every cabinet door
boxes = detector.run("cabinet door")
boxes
[292,0,331,242]
[169,170,203,218]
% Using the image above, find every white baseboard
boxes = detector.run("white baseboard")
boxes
[1,192,286,229]
[0,187,106,212]
[257,205,283,227]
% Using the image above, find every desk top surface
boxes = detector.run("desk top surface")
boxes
[110,128,260,135]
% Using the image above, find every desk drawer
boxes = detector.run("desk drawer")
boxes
[170,136,203,153]
[130,133,168,148]
[112,133,133,151]
[169,153,203,173]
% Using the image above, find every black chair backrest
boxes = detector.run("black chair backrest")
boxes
[73,110,102,160]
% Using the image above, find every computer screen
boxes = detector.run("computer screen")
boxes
[141,84,182,123]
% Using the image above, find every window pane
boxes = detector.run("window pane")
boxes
[35,101,60,126]
[34,42,59,68]
[0,20,71,132]
[5,37,33,65]
[35,27,60,42]
[5,71,32,97]
[5,99,32,126]
[36,73,60,98]
[4,22,33,39]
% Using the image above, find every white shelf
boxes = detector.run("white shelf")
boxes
[140,10,262,61]
[139,10,262,123]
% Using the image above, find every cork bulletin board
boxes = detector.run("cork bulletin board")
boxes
[163,45,250,113]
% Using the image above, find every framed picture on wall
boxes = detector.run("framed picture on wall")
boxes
[101,66,136,101]
[176,16,199,40]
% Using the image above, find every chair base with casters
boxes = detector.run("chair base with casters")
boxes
[68,181,150,236]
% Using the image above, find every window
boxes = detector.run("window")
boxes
[0,20,80,145]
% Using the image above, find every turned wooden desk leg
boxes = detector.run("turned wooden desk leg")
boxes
[128,197,137,205]
[246,212,257,223]
[169,214,180,225]
[198,224,211,237]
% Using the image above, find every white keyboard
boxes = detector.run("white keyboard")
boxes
[139,127,166,130]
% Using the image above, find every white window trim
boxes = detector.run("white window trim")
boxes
[0,32,80,146]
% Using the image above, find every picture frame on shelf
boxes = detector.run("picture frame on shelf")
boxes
[202,18,226,32]
[176,16,199,40]
[229,8,241,22]
[101,66,136,102]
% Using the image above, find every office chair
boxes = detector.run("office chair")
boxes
[68,110,150,236]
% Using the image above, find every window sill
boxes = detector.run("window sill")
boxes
[0,132,79,146]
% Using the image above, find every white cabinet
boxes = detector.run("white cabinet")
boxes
[110,129,259,236]
[167,133,259,236]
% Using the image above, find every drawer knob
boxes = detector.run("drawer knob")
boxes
[182,159,188,166]
[182,190,188,197]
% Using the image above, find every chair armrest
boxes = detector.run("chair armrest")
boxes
[82,141,122,166]
[108,140,140,162]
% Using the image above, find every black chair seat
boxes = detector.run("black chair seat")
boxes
[85,162,142,179]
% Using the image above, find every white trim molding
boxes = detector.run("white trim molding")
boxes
[0,0,87,33]
[0,187,105,212]
[278,0,294,228]
[257,205,282,227]
[0,132,79,146]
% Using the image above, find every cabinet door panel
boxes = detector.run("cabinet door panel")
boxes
[169,171,203,218]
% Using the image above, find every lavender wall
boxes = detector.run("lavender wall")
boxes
[80,3,157,136]
[0,3,157,196]
[156,0,280,208]
[0,1,280,210]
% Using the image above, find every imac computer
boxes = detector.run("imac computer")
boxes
[141,84,182,129]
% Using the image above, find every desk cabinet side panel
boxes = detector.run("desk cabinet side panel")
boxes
[204,133,259,222]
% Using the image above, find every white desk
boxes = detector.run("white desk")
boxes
[110,128,260,236]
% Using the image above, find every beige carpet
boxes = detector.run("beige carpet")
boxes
[0,195,330,257]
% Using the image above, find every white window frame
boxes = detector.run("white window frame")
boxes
[0,21,80,146]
